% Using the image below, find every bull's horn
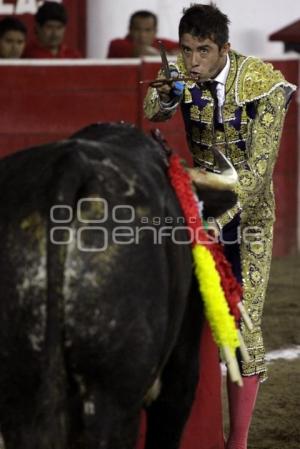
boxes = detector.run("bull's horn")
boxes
[188,147,238,190]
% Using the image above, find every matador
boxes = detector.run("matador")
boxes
[143,5,296,448]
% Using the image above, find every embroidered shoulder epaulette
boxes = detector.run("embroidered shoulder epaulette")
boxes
[235,55,296,105]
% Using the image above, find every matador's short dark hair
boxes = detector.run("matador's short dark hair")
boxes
[36,1,68,26]
[129,10,157,29]
[179,3,230,48]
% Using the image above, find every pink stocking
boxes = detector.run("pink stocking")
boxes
[226,374,260,449]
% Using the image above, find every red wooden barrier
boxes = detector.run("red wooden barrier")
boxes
[0,59,298,256]
[272,60,299,256]
[0,61,139,156]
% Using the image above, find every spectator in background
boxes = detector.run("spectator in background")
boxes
[24,1,80,59]
[107,10,179,58]
[0,17,27,59]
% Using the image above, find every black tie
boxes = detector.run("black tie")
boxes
[208,80,219,125]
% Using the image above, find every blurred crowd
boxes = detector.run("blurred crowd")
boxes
[0,1,179,60]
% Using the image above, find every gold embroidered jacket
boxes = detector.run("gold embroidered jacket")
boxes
[144,50,296,380]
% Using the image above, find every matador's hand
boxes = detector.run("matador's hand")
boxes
[156,76,185,102]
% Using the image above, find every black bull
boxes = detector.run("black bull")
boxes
[0,123,236,449]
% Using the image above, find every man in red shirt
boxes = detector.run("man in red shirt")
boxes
[24,1,80,59]
[107,10,179,58]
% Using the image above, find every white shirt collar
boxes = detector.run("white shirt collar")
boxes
[214,54,230,85]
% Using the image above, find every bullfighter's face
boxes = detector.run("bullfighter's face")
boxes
[180,33,230,82]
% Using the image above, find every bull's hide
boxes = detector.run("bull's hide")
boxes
[0,123,235,449]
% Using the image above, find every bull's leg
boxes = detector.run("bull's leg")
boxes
[77,384,141,449]
[0,396,63,449]
[1,424,34,449]
[144,280,203,449]
[106,413,141,449]
[1,423,18,449]
[1,410,68,449]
